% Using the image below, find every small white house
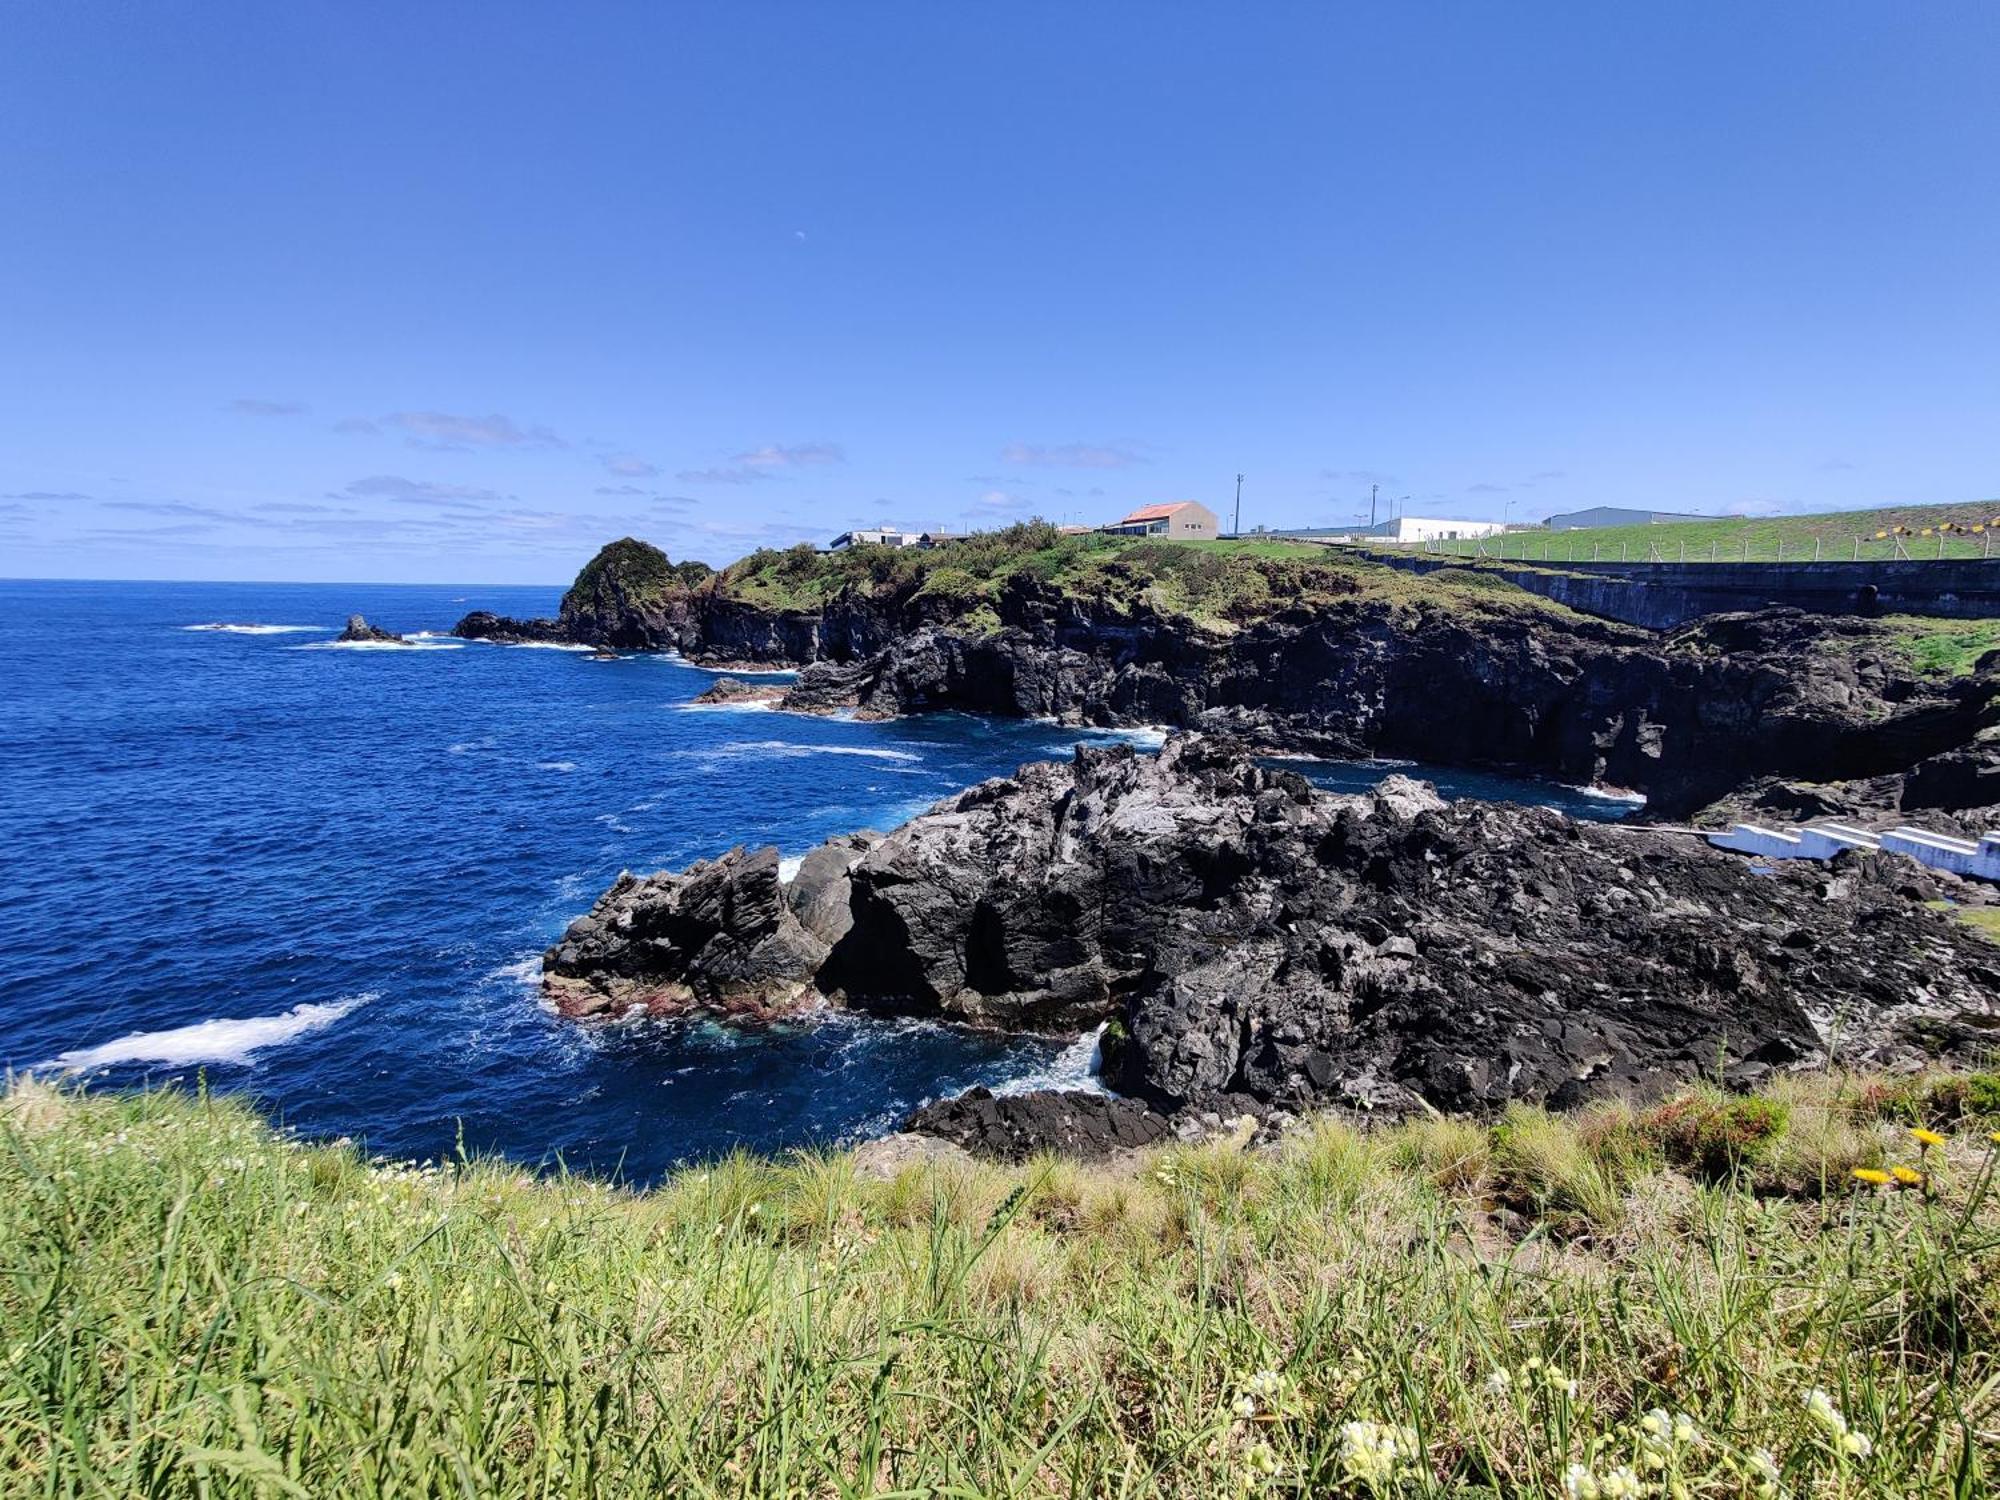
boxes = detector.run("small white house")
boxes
[829,527,918,551]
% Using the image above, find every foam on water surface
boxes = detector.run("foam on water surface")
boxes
[44,996,370,1072]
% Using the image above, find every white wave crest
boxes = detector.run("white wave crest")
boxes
[674,699,776,713]
[777,855,805,883]
[1572,783,1649,805]
[991,1023,1108,1097]
[287,638,463,652]
[670,739,922,764]
[537,760,578,772]
[43,995,369,1072]
[180,623,330,635]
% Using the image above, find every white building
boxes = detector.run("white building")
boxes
[829,527,918,550]
[1268,516,1506,545]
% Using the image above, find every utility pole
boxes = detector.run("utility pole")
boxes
[1370,483,1379,527]
[1233,473,1244,536]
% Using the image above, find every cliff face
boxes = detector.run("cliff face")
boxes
[456,538,2000,821]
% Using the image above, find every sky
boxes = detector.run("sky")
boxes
[1,3,1995,584]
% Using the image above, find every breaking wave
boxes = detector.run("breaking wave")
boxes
[180,622,329,635]
[43,995,370,1072]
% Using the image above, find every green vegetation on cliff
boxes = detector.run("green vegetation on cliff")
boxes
[716,522,1579,633]
[6,1074,1996,1496]
[561,537,713,613]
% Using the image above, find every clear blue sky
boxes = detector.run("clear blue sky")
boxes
[2,3,1995,583]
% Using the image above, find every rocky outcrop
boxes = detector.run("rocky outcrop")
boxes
[549,736,2000,1118]
[691,676,789,709]
[543,835,877,1018]
[453,538,711,650]
[337,614,404,644]
[902,1088,1175,1162]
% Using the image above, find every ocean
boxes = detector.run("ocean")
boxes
[0,578,1636,1180]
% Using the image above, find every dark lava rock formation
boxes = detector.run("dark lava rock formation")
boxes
[547,736,2000,1119]
[901,1087,1175,1162]
[454,537,712,650]
[336,614,404,644]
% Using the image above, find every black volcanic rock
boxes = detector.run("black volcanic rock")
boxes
[903,1088,1174,1162]
[550,735,2000,1118]
[452,538,712,649]
[336,613,404,644]
[542,836,877,1019]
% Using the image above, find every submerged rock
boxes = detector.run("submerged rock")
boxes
[551,734,2000,1120]
[336,614,404,644]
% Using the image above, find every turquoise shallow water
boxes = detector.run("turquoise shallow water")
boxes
[0,579,1634,1180]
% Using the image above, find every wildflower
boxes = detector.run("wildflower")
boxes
[1849,1168,1890,1187]
[1890,1166,1924,1187]
[1990,1132,2000,1147]
[1483,1368,1512,1397]
[383,1271,403,1290]
[746,1202,762,1217]
[1600,1468,1643,1500]
[1337,1420,1421,1489]
[1841,1430,1873,1460]
[1911,1127,1946,1148]
[1243,1369,1285,1400]
[1805,1388,1848,1437]
[1563,1464,1602,1500]
[1746,1448,1782,1496]
[1244,1440,1280,1480]
[1232,1394,1257,1420]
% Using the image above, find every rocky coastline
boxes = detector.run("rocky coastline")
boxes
[542,735,2000,1155]
[458,537,2000,826]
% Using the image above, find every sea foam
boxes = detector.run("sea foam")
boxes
[44,995,369,1072]
[180,622,330,635]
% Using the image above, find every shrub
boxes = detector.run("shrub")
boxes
[1641,1091,1790,1180]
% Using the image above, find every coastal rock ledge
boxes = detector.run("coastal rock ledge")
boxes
[545,736,2000,1120]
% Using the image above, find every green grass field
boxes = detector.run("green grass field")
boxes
[1414,502,2000,566]
[6,1073,1997,1497]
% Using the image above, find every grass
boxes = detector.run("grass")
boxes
[5,1072,1998,1496]
[1412,501,2000,566]
[1883,618,2000,678]
[709,521,1583,635]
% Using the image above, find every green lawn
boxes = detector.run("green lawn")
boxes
[1410,502,2000,566]
[5,1074,1997,1496]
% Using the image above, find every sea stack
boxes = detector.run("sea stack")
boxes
[337,614,404,644]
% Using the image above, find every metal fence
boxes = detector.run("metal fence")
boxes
[1418,523,2000,565]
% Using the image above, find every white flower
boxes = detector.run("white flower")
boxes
[1563,1463,1602,1500]
[1483,1368,1512,1396]
[1842,1430,1873,1460]
[1600,1468,1642,1500]
[1805,1387,1847,1437]
[1232,1394,1256,1420]
[1337,1420,1420,1488]
[1244,1369,1285,1400]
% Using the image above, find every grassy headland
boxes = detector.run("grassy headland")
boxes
[6,1074,1996,1496]
[712,522,1580,634]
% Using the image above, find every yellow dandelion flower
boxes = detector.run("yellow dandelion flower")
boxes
[1911,1127,1946,1148]
[1850,1168,1891,1186]
[1990,1132,2000,1147]
[1891,1166,1924,1187]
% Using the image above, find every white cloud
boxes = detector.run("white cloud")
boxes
[1000,442,1146,470]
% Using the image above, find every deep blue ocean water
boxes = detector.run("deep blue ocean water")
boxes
[0,579,1636,1180]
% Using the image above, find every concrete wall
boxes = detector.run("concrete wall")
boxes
[1373,554,2000,630]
